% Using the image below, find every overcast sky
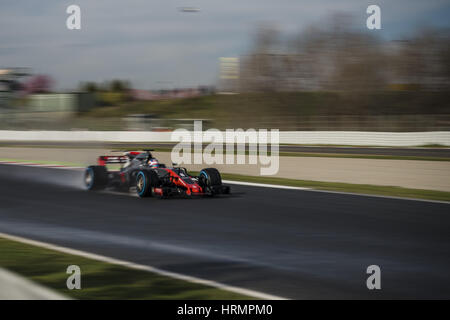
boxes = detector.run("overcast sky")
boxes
[1,0,449,90]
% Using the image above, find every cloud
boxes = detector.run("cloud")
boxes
[1,0,449,89]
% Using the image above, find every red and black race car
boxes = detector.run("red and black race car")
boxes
[84,149,230,198]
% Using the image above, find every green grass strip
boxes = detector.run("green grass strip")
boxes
[276,152,450,161]
[0,158,85,167]
[111,147,450,161]
[0,237,253,300]
[2,144,449,161]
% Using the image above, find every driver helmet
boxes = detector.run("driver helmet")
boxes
[148,158,159,168]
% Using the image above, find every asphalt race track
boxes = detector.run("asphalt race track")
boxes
[0,164,449,299]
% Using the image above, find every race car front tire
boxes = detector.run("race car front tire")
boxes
[85,166,108,190]
[198,168,224,196]
[199,168,222,187]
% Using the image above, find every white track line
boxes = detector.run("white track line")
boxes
[0,267,69,300]
[303,189,450,205]
[0,232,286,300]
[222,179,311,191]
[224,179,449,204]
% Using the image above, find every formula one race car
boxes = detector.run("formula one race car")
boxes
[84,149,230,198]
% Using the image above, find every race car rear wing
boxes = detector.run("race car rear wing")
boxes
[97,155,128,166]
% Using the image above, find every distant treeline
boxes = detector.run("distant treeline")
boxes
[237,15,450,93]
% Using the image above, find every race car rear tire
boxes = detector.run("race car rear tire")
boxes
[199,168,222,188]
[136,169,159,198]
[85,166,108,190]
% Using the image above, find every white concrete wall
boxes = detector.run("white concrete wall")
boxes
[0,130,449,146]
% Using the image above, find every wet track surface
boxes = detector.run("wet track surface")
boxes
[0,164,449,299]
